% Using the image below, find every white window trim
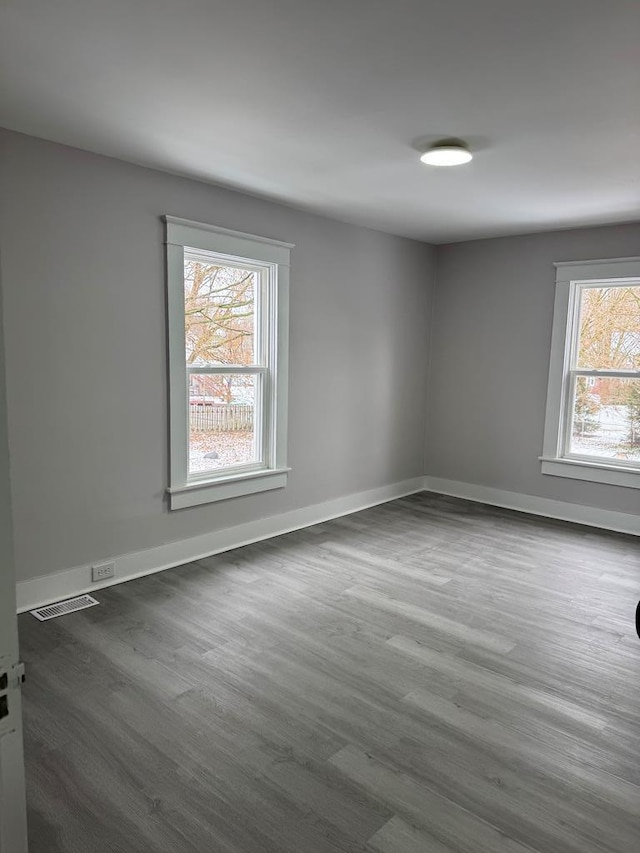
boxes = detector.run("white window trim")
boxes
[164,216,293,510]
[541,256,640,490]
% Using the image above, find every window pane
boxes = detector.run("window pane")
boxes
[184,255,257,366]
[577,285,640,370]
[188,374,260,474]
[569,376,640,462]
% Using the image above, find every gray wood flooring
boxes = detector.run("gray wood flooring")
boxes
[18,493,640,852]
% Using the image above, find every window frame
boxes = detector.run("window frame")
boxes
[541,257,640,490]
[164,216,293,510]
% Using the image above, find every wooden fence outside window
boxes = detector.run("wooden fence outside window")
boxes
[189,403,253,432]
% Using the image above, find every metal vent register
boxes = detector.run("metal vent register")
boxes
[30,594,99,621]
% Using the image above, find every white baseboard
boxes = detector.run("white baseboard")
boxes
[423,476,640,537]
[18,475,637,613]
[16,477,424,613]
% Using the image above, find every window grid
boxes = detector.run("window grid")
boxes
[183,256,272,482]
[560,280,640,468]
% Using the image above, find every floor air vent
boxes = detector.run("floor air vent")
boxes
[30,594,99,621]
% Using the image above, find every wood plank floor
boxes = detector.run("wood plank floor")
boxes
[18,493,640,853]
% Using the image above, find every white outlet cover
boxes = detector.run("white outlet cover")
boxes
[91,562,115,582]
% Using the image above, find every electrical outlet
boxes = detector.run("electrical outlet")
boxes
[92,561,115,583]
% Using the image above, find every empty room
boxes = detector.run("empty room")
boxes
[0,1,639,851]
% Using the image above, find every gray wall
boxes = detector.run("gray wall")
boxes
[427,223,640,514]
[0,130,434,583]
[0,227,28,853]
[0,250,18,651]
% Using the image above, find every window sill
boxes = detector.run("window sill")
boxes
[168,467,290,510]
[540,457,640,490]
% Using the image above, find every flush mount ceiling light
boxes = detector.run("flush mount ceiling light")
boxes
[420,141,473,166]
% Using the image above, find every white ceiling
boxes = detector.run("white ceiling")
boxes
[1,0,639,243]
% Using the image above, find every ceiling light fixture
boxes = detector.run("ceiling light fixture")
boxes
[420,142,473,167]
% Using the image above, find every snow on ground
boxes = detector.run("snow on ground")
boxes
[572,434,640,461]
[571,404,640,460]
[189,430,255,473]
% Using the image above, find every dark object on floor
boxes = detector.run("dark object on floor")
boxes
[636,600,640,639]
[204,450,219,459]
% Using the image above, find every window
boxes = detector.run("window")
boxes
[165,216,292,509]
[541,257,640,489]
